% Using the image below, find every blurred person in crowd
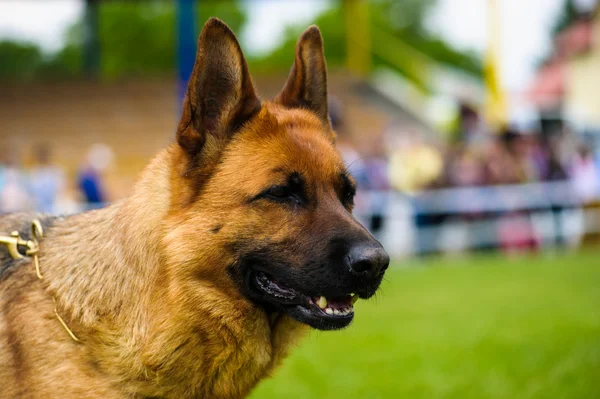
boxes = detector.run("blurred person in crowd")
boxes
[387,128,444,193]
[523,132,549,181]
[504,130,548,183]
[484,138,513,185]
[579,142,600,247]
[77,144,114,209]
[456,102,486,145]
[544,138,570,247]
[359,140,390,239]
[386,127,445,254]
[363,158,388,235]
[448,144,486,187]
[494,131,539,252]
[29,144,65,213]
[544,136,569,181]
[0,147,31,213]
[571,144,599,203]
[446,143,499,252]
[484,134,526,185]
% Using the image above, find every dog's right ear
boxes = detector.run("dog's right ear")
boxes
[177,18,261,156]
[275,25,329,127]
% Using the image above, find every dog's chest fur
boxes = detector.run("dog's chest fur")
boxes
[0,207,306,398]
[169,313,303,398]
[117,301,305,398]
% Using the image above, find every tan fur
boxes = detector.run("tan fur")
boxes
[0,19,359,398]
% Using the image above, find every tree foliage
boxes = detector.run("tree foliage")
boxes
[0,0,246,81]
[250,0,481,90]
[552,0,580,35]
[98,0,246,78]
[0,0,480,85]
[0,41,44,80]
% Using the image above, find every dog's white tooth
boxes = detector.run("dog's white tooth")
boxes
[317,296,328,309]
[325,308,334,315]
[333,309,340,315]
[352,295,359,304]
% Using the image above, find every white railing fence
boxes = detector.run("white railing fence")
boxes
[354,181,600,257]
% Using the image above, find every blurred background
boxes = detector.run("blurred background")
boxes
[1,0,599,398]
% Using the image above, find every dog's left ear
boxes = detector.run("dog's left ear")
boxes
[275,26,330,127]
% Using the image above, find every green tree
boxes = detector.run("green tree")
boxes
[98,0,246,78]
[375,0,437,34]
[248,6,347,74]
[0,0,247,80]
[371,0,480,75]
[552,0,580,35]
[0,0,479,85]
[39,22,84,78]
[0,41,44,80]
[249,0,481,92]
[98,2,176,78]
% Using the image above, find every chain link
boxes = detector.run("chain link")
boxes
[0,220,80,343]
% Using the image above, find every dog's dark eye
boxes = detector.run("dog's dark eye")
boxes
[343,187,356,207]
[264,184,304,206]
[340,172,356,208]
[266,185,291,199]
[256,172,307,206]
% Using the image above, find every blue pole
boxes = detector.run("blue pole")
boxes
[83,0,100,78]
[177,0,198,104]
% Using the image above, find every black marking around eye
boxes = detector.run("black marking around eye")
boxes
[248,171,308,207]
[340,171,356,208]
[288,172,305,190]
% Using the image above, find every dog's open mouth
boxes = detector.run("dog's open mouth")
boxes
[253,271,356,330]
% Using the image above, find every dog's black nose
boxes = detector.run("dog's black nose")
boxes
[346,244,390,278]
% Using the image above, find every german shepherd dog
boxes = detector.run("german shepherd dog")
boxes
[0,19,389,398]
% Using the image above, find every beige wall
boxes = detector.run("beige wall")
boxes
[0,74,399,201]
[0,80,177,200]
[565,18,600,128]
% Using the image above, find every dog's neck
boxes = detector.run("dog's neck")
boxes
[39,148,306,397]
[42,150,171,328]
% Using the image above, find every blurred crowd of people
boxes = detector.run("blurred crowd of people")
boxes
[388,126,598,201]
[0,144,112,215]
[373,105,597,198]
[335,102,600,252]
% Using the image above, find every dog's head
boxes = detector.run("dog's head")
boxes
[167,18,388,331]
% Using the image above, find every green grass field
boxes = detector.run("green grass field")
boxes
[250,251,600,399]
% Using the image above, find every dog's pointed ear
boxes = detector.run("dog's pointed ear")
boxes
[177,18,261,155]
[275,25,330,126]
